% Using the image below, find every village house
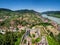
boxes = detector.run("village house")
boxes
[0,29,5,34]
[9,26,16,32]
[0,19,4,22]
[30,28,40,39]
[5,16,9,19]
[24,36,32,45]
[57,25,60,31]
[50,21,60,31]
[17,25,26,32]
[44,19,48,22]
[51,21,58,28]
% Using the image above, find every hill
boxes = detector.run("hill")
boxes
[42,11,60,14]
[42,11,60,18]
[0,8,42,28]
[0,8,60,45]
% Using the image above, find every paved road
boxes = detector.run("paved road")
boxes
[20,28,30,45]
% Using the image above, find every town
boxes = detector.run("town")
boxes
[0,8,60,45]
[0,0,60,45]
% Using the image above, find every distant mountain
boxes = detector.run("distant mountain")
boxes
[42,11,60,14]
[42,11,60,18]
[0,8,12,11]
[0,8,40,16]
[15,9,37,13]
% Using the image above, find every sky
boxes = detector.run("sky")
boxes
[0,0,60,12]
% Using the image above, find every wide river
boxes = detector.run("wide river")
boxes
[42,14,60,24]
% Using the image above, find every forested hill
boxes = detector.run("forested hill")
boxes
[0,8,12,11]
[42,11,60,14]
[0,8,40,14]
[0,8,40,16]
[42,11,60,18]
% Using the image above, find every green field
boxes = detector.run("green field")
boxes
[47,35,59,45]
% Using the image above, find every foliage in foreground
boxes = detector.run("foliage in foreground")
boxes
[0,30,25,45]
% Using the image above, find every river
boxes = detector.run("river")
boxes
[42,14,60,24]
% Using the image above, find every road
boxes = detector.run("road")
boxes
[20,28,30,45]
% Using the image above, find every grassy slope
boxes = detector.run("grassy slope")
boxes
[47,35,59,45]
[15,38,21,45]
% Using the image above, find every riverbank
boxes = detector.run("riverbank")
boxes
[42,14,60,24]
[48,14,60,18]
